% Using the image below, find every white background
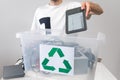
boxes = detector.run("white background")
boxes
[0,0,120,79]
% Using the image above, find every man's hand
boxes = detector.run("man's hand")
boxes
[81,1,103,19]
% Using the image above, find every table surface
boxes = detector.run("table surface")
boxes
[1,63,117,80]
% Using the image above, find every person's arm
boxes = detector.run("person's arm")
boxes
[81,1,103,19]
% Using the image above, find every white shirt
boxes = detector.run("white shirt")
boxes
[31,1,81,35]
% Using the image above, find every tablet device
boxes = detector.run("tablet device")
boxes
[66,7,87,34]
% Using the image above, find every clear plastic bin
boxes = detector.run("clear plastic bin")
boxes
[16,30,100,80]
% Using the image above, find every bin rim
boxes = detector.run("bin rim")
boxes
[16,31,106,43]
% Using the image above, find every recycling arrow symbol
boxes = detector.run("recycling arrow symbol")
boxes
[59,60,72,73]
[42,58,55,71]
[48,48,64,57]
[41,47,72,73]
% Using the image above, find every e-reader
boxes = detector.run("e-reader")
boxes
[66,7,87,34]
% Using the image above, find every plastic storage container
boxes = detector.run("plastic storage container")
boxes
[16,30,100,80]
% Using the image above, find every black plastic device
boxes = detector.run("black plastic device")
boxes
[66,7,87,34]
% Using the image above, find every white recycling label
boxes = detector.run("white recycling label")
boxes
[40,44,74,75]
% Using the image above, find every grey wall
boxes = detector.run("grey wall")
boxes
[0,0,120,79]
[87,0,120,79]
[0,0,48,77]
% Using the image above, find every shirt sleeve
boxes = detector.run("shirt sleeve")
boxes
[31,8,39,31]
[67,1,81,10]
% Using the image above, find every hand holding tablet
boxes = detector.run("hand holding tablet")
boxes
[66,7,87,34]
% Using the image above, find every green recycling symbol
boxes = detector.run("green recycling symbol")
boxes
[42,47,72,73]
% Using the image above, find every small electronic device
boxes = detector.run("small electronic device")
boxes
[3,65,25,79]
[66,7,87,34]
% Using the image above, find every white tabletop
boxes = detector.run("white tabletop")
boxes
[1,63,117,80]
[94,63,117,80]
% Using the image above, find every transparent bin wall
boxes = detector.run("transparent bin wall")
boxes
[17,31,99,80]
